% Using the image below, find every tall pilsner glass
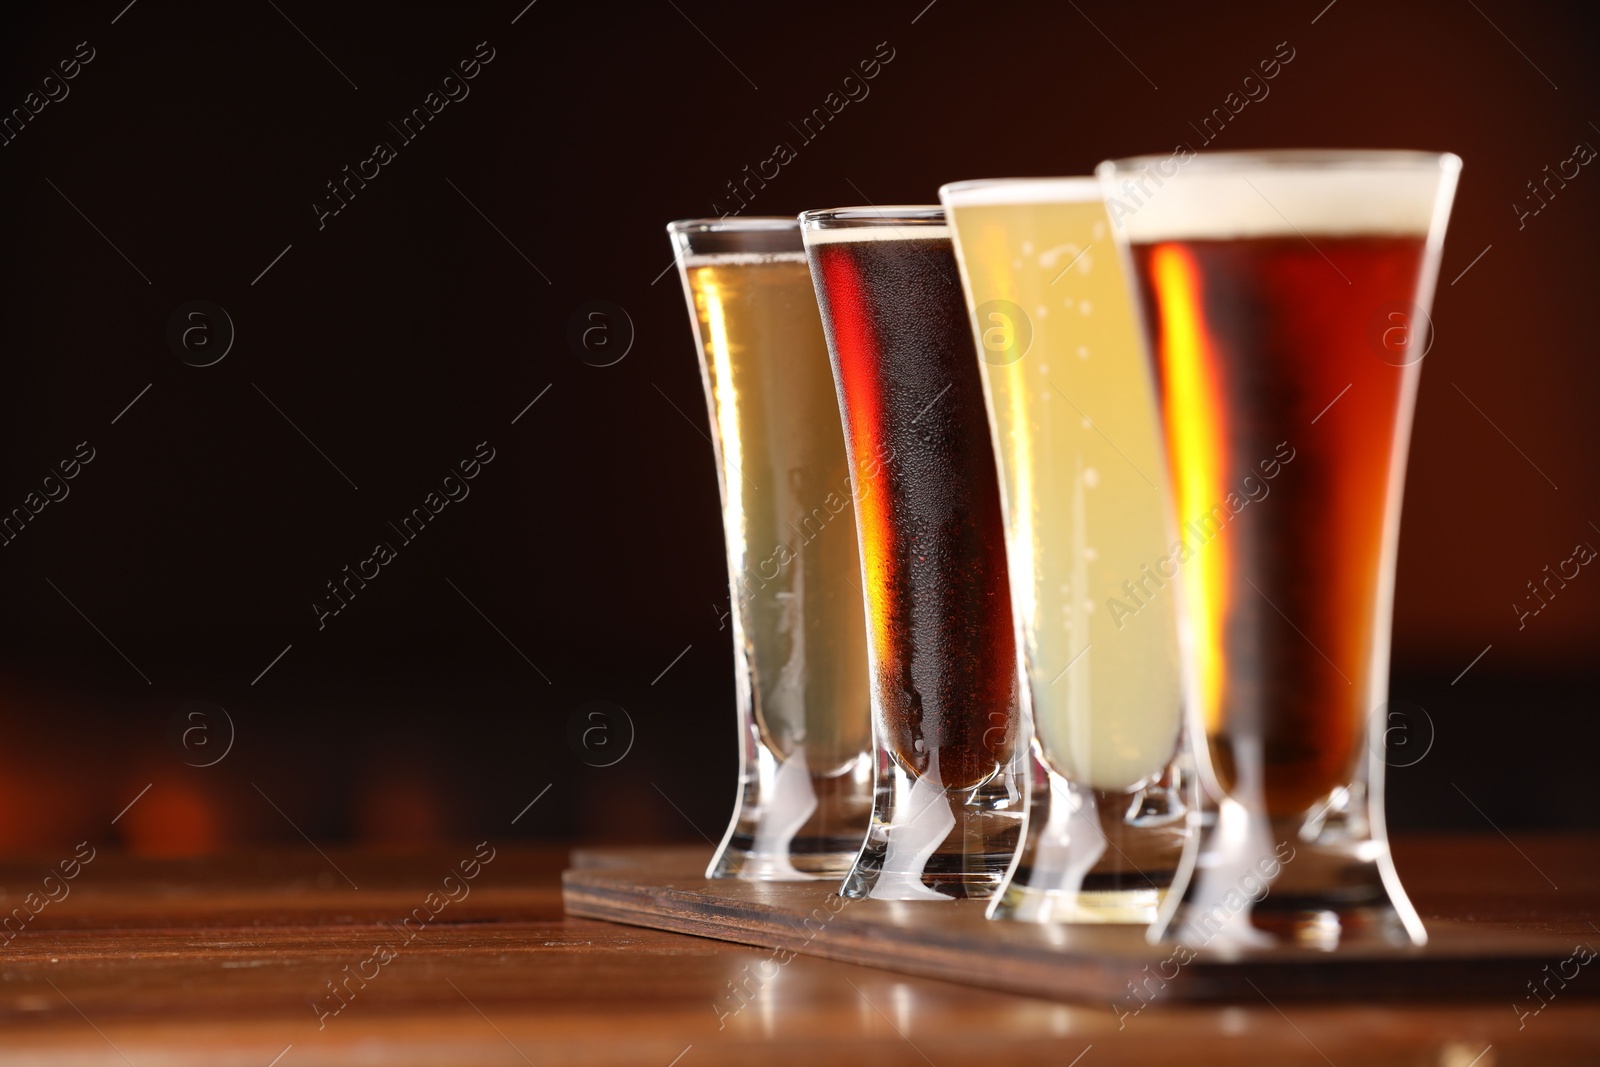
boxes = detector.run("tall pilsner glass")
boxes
[668,218,874,880]
[1098,151,1460,947]
[942,178,1190,923]
[801,207,1026,900]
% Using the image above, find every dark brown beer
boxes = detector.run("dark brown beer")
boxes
[1128,235,1427,814]
[806,223,1018,792]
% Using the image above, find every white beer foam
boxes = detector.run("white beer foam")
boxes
[681,251,810,267]
[1099,157,1456,240]
[801,223,951,244]
[940,177,1101,207]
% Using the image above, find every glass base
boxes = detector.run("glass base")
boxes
[989,760,1188,924]
[708,742,873,881]
[1152,787,1426,950]
[712,834,869,880]
[840,754,1025,901]
[996,884,1167,924]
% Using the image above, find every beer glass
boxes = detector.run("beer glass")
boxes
[800,206,1026,900]
[941,178,1190,923]
[1097,150,1461,947]
[668,218,874,880]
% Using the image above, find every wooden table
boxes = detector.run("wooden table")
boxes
[1,835,1595,1065]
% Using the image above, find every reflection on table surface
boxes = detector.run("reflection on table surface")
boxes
[0,837,1594,1065]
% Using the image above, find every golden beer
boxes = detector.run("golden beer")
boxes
[943,179,1186,921]
[669,219,873,879]
[944,182,1181,791]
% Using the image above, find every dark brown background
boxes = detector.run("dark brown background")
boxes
[0,0,1594,855]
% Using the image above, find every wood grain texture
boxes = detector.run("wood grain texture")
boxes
[0,836,1594,1065]
[562,846,1600,1003]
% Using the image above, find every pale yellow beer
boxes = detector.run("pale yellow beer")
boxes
[681,249,872,774]
[944,181,1181,793]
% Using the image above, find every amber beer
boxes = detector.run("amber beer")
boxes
[1104,150,1461,946]
[802,207,1023,899]
[1128,234,1422,813]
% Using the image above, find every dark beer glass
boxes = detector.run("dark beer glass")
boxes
[800,206,1026,900]
[1099,150,1461,947]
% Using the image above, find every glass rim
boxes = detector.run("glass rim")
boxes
[798,205,945,229]
[666,216,799,235]
[1098,148,1462,175]
[940,177,1100,206]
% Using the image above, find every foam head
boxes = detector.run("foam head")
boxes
[1096,151,1462,242]
[798,206,949,245]
[681,251,809,267]
[939,177,1101,209]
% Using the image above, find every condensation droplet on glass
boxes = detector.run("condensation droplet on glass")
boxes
[1083,467,1100,487]
[1084,546,1098,562]
[1021,240,1034,256]
[1012,258,1023,270]
[1083,599,1096,613]
[1081,417,1092,429]
[1079,300,1093,315]
[1077,345,1090,360]
[1035,305,1048,319]
[1093,220,1107,241]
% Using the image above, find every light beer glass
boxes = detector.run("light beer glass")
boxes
[1098,150,1460,947]
[942,178,1189,923]
[801,206,1026,900]
[668,218,874,879]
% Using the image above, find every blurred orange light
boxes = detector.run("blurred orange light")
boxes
[1150,244,1229,734]
[119,781,224,856]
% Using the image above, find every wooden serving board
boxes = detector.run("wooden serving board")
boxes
[562,845,1597,1003]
